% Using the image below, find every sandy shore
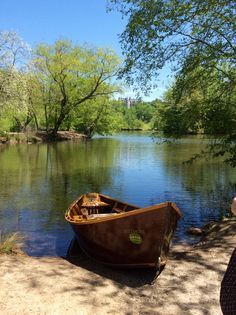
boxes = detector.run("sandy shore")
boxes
[0,218,235,315]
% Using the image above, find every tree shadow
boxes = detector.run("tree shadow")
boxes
[59,218,236,314]
[1,218,235,314]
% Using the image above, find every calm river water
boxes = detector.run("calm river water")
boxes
[0,132,235,256]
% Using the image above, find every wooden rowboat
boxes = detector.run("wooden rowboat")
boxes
[65,193,182,268]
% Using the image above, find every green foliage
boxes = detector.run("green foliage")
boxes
[152,64,236,165]
[112,99,155,130]
[120,106,142,129]
[0,115,13,132]
[71,97,124,138]
[110,1,236,165]
[109,0,235,88]
[33,40,120,135]
[134,101,155,123]
[153,102,189,135]
[0,32,38,131]
[0,68,29,115]
[71,98,156,136]
[0,32,158,137]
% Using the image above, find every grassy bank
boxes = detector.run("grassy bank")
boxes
[0,232,25,255]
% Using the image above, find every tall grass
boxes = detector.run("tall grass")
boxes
[0,232,25,254]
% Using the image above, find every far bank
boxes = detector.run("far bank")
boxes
[0,131,88,145]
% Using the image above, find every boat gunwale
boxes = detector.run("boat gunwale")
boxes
[65,195,182,225]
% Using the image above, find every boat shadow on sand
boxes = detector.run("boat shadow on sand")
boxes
[64,237,163,288]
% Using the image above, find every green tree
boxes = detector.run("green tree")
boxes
[109,0,235,87]
[110,0,236,165]
[174,63,236,165]
[0,30,30,68]
[152,88,193,135]
[134,101,155,123]
[10,73,43,131]
[0,31,30,113]
[70,96,123,138]
[173,61,235,134]
[113,101,143,129]
[0,31,34,131]
[33,40,120,136]
[152,64,236,165]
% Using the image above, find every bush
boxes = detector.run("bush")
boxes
[0,232,25,254]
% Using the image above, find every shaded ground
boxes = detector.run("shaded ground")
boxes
[0,218,235,315]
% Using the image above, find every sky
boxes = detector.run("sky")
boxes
[0,0,173,100]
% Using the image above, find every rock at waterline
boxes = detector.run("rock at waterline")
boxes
[187,227,204,235]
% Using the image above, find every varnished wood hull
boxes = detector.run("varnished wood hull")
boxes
[65,194,182,267]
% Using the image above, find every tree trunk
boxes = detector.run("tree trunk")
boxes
[33,111,39,131]
[50,98,68,136]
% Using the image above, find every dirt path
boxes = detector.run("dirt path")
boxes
[0,218,235,315]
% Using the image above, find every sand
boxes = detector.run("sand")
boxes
[0,218,235,315]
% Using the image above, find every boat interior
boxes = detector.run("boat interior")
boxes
[67,193,140,221]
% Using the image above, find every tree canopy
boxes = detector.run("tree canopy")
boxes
[33,40,120,135]
[109,0,235,87]
[110,0,236,165]
[0,31,30,119]
[0,30,30,68]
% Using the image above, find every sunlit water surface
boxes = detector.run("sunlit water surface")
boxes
[0,133,235,256]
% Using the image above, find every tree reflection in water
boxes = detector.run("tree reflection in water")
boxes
[0,133,235,255]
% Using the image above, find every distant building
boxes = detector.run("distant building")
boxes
[118,97,138,109]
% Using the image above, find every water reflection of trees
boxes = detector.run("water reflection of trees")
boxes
[1,135,236,246]
[158,138,236,216]
[0,139,119,232]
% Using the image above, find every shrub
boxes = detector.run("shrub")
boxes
[0,232,25,254]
